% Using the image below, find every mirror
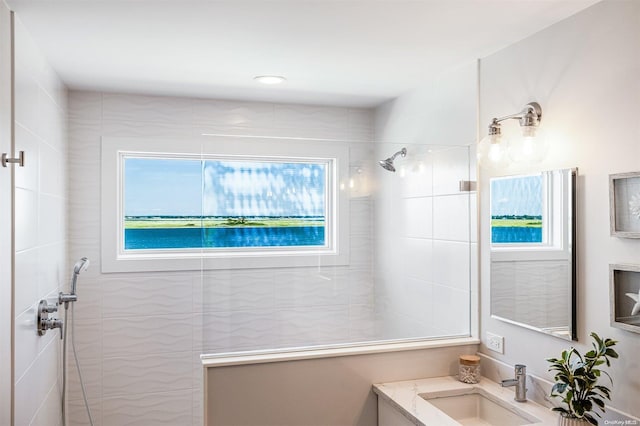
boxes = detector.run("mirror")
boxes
[490,168,577,340]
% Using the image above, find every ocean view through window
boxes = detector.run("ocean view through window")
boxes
[490,174,544,244]
[124,157,328,250]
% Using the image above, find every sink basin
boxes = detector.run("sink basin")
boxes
[420,388,541,426]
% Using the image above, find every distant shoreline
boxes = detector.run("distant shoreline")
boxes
[125,216,325,229]
[491,216,542,228]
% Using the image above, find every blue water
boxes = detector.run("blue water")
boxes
[125,227,325,250]
[492,227,542,243]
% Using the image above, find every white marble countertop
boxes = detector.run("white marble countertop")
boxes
[373,376,558,426]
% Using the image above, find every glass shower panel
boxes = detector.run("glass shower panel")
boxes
[198,142,473,355]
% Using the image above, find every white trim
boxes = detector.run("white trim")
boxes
[200,337,480,368]
[101,136,350,273]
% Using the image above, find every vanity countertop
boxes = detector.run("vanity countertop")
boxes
[372,376,558,426]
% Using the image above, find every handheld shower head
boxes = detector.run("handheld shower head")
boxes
[70,257,90,296]
[73,257,90,275]
[378,148,407,172]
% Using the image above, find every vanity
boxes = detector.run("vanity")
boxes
[373,376,557,426]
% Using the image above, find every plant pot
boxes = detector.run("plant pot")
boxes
[557,414,590,426]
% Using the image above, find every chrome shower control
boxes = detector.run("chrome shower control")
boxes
[37,299,63,338]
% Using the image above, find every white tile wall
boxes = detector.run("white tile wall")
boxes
[12,16,68,426]
[67,91,376,426]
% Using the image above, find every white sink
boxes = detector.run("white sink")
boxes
[421,388,540,426]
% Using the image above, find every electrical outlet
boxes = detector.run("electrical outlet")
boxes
[486,332,504,354]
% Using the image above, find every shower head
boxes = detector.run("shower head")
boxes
[73,257,90,275]
[70,257,90,296]
[378,148,407,172]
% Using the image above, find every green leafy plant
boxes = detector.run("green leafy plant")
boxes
[546,332,618,425]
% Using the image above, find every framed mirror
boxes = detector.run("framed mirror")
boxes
[490,168,577,340]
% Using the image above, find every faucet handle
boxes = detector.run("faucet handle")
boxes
[514,364,526,375]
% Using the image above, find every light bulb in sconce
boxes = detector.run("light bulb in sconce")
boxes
[477,132,508,169]
[508,125,548,163]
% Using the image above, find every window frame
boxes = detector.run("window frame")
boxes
[101,136,350,273]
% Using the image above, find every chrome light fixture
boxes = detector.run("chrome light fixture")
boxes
[478,102,546,167]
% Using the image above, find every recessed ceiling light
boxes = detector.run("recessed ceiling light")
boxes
[254,75,287,85]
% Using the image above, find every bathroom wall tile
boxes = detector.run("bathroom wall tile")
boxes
[199,311,232,353]
[37,194,63,246]
[230,309,278,351]
[400,152,433,199]
[102,93,193,124]
[469,193,478,243]
[39,141,64,197]
[403,276,434,327]
[433,194,470,242]
[192,387,203,426]
[347,108,374,141]
[37,242,65,300]
[14,124,39,191]
[277,306,349,347]
[101,119,193,139]
[274,267,347,308]
[349,234,373,267]
[432,146,469,196]
[71,318,102,360]
[14,306,41,382]
[193,98,274,127]
[432,240,470,290]
[102,351,193,397]
[68,91,102,121]
[432,284,470,336]
[30,383,62,426]
[101,389,192,426]
[67,398,102,426]
[15,188,38,252]
[349,198,372,236]
[348,304,376,341]
[402,197,433,239]
[38,91,65,151]
[102,314,192,357]
[345,267,374,305]
[399,237,433,281]
[101,273,193,318]
[14,248,39,316]
[199,271,232,313]
[14,71,40,134]
[66,355,102,403]
[15,338,59,426]
[272,104,348,132]
[228,269,275,311]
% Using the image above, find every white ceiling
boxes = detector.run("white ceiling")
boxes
[7,0,600,107]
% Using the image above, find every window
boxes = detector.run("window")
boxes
[102,137,349,272]
[124,156,328,250]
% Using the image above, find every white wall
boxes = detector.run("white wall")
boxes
[479,0,640,418]
[373,62,478,338]
[12,15,68,426]
[67,91,375,426]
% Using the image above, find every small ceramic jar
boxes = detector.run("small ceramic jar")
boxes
[458,354,481,384]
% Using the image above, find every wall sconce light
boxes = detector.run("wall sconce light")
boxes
[478,102,547,167]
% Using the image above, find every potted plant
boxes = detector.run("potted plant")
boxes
[546,332,619,425]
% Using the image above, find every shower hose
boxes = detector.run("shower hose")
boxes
[62,303,94,426]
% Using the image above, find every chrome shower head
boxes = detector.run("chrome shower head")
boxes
[73,257,90,275]
[70,257,90,295]
[378,148,407,172]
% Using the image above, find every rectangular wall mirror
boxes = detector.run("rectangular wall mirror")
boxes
[490,168,577,341]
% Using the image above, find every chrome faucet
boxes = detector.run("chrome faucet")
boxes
[501,364,527,402]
